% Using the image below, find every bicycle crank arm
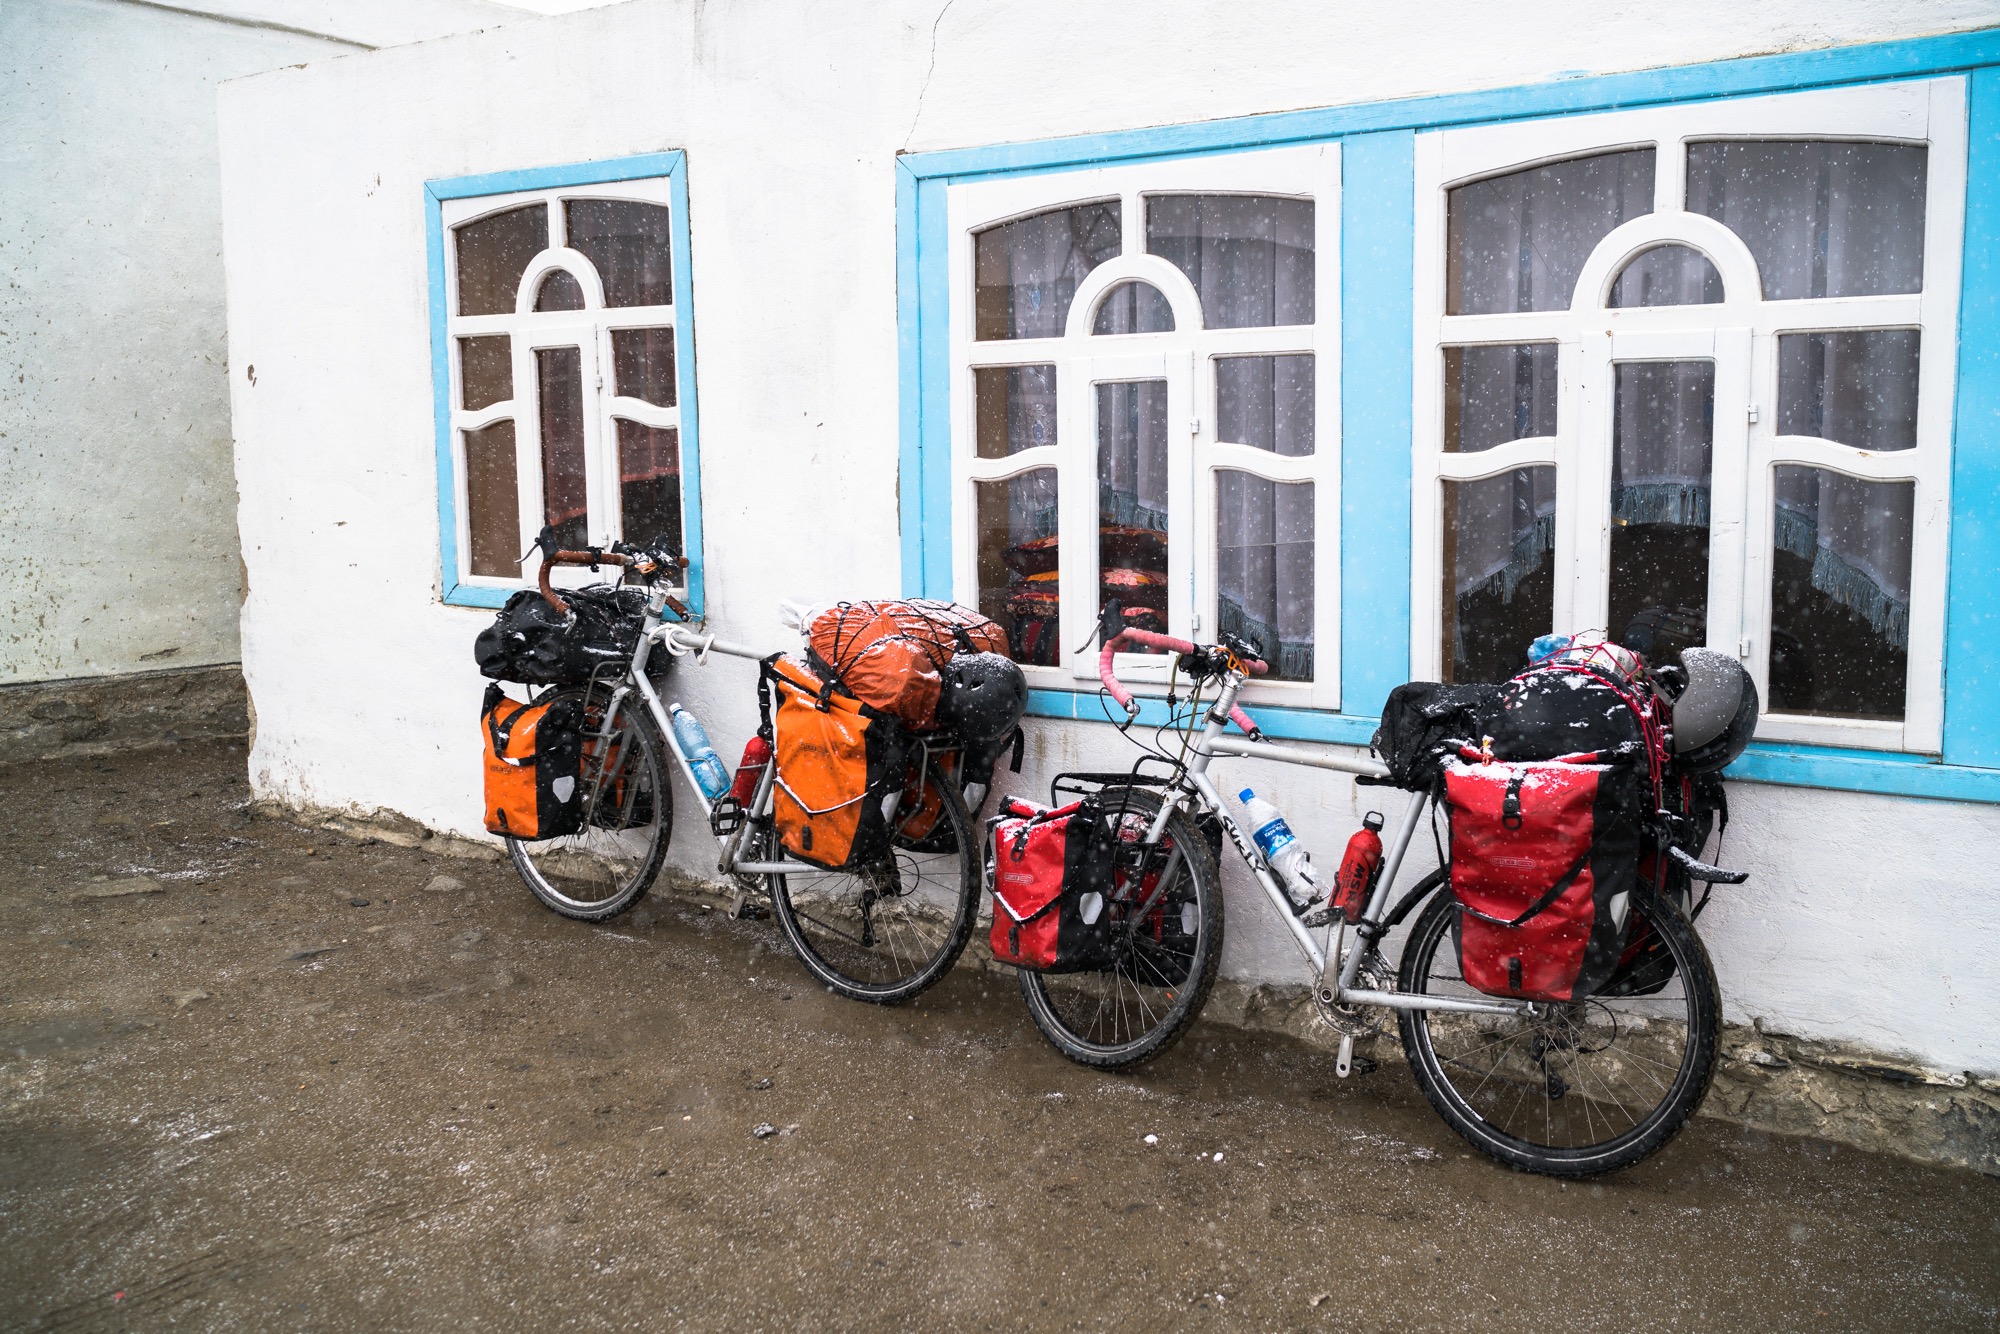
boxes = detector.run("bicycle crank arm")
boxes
[1667,845,1750,884]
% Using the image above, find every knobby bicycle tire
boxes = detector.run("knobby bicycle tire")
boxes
[1017,788,1224,1070]
[768,765,981,1005]
[1396,879,1720,1177]
[508,683,674,922]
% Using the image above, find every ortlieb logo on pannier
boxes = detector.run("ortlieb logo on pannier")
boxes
[481,683,586,840]
[762,656,910,871]
[987,794,1123,972]
[1444,752,1643,1002]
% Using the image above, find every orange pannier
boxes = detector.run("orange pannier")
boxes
[481,684,586,839]
[763,657,910,870]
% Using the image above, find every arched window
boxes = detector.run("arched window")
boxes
[1608,245,1724,307]
[444,180,688,591]
[1416,79,1965,751]
[957,155,1337,702]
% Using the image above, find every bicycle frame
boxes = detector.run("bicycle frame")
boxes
[1143,667,1530,1023]
[590,606,827,885]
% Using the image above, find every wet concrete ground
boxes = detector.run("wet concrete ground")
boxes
[2,741,1996,1331]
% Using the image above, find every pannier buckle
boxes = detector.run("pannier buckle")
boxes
[707,797,746,837]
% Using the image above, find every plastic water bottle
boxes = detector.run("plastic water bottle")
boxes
[668,704,730,800]
[1236,788,1328,910]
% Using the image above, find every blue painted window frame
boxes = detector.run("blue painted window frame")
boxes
[426,151,705,614]
[897,29,2000,803]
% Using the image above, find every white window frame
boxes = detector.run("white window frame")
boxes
[1411,78,1966,753]
[946,146,1342,709]
[442,178,687,598]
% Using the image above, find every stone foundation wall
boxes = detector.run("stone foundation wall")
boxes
[290,796,2000,1177]
[0,664,250,764]
[1197,978,2000,1178]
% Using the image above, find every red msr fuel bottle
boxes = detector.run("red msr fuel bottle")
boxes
[1332,812,1385,924]
[728,736,772,804]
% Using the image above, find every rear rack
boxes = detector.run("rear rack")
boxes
[1048,753,1182,808]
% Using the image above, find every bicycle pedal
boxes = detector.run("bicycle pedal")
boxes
[727,885,767,921]
[707,798,746,837]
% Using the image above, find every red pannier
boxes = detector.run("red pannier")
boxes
[1444,753,1643,1002]
[988,795,1120,971]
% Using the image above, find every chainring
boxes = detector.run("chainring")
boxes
[1314,950,1394,1037]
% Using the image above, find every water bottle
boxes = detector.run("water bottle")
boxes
[1236,788,1328,910]
[1333,812,1385,924]
[668,704,730,800]
[727,735,772,804]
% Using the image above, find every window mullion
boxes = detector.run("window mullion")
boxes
[1557,333,1601,638]
[511,330,543,568]
[1057,352,1097,679]
[1167,347,1197,647]
[1708,326,1755,664]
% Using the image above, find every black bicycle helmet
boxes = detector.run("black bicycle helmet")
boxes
[935,651,1027,744]
[1672,648,1759,773]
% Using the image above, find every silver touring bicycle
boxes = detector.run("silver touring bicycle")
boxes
[488,539,987,1005]
[1001,622,1750,1177]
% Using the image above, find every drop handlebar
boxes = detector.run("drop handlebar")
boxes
[1097,628,1266,737]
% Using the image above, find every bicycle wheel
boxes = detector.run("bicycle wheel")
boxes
[1396,881,1720,1177]
[1018,788,1223,1070]
[508,684,673,921]
[767,758,979,1004]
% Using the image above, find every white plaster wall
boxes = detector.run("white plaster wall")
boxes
[218,0,2000,1077]
[0,0,358,683]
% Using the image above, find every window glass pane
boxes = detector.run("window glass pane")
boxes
[1092,282,1175,334]
[1447,149,1655,315]
[464,420,520,578]
[459,335,511,411]
[1443,344,1556,454]
[1686,141,1927,300]
[976,470,1060,666]
[975,201,1121,340]
[565,199,673,308]
[616,421,681,557]
[1216,355,1314,456]
[1772,466,1912,720]
[611,328,676,407]
[974,365,1056,459]
[1777,330,1919,453]
[1443,468,1556,683]
[1608,244,1724,307]
[1217,473,1313,680]
[536,347,590,551]
[1097,381,1172,648]
[1610,361,1714,661]
[534,269,586,312]
[454,204,548,317]
[1147,194,1314,328]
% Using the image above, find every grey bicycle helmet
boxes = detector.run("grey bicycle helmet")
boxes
[1672,648,1759,773]
[936,651,1027,744]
